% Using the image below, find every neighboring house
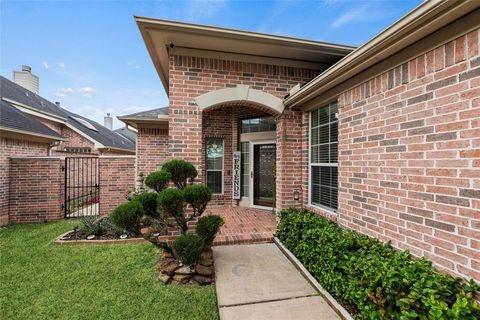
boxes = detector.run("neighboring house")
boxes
[114,126,137,144]
[0,100,64,225]
[0,75,136,226]
[121,1,480,281]
[1,76,135,155]
[118,107,168,179]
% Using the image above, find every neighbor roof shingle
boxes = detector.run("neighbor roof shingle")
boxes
[0,100,64,139]
[0,76,135,151]
[121,107,169,118]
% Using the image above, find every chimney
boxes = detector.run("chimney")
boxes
[104,113,113,130]
[12,65,39,94]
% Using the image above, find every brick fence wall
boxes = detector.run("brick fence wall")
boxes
[99,156,136,217]
[0,138,50,225]
[334,29,479,281]
[9,157,64,223]
[5,155,135,224]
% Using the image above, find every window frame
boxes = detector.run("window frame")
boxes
[308,102,339,213]
[205,138,224,195]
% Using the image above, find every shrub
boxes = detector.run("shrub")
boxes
[172,234,204,265]
[110,201,144,233]
[196,215,224,247]
[157,188,185,218]
[183,184,212,217]
[161,159,197,189]
[132,192,158,217]
[80,216,123,236]
[157,188,188,232]
[144,170,171,193]
[277,208,480,320]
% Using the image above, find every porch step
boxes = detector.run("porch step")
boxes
[213,233,274,246]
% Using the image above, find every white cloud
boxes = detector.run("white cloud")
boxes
[127,60,141,70]
[331,6,368,28]
[330,4,387,29]
[42,61,50,69]
[58,62,65,68]
[55,86,96,98]
[186,0,228,20]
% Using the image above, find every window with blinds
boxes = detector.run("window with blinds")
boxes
[206,139,224,194]
[310,102,338,211]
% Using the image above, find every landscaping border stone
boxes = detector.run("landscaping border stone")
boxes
[54,230,148,245]
[274,237,354,320]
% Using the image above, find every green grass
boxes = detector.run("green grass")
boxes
[0,220,219,320]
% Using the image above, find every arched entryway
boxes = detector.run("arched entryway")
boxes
[196,86,283,210]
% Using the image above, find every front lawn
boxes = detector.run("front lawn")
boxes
[0,220,219,320]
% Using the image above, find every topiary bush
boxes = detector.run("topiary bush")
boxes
[110,201,144,233]
[172,234,204,265]
[145,170,171,192]
[196,215,224,247]
[277,208,480,320]
[183,184,212,217]
[161,159,197,189]
[132,192,158,218]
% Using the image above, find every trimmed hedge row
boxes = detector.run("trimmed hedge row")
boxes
[277,208,480,320]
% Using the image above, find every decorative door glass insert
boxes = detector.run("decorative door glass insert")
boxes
[253,143,276,207]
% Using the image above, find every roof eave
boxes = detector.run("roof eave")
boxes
[117,115,169,129]
[134,16,356,97]
[0,126,66,142]
[285,0,480,109]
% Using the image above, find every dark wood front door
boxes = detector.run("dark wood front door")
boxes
[253,143,276,207]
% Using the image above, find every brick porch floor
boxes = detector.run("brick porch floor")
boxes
[206,206,277,246]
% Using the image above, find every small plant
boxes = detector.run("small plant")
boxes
[110,201,144,233]
[196,215,224,247]
[161,159,197,189]
[77,216,125,238]
[132,192,158,218]
[172,234,204,265]
[145,170,171,192]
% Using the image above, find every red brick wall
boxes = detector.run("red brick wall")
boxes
[136,127,168,179]
[168,55,320,203]
[99,156,136,217]
[333,29,480,281]
[0,138,50,225]
[9,157,64,223]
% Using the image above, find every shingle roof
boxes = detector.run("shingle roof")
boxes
[0,76,135,151]
[0,100,64,139]
[121,107,169,118]
[114,127,137,143]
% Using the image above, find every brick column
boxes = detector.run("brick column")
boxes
[275,109,304,211]
[99,156,135,217]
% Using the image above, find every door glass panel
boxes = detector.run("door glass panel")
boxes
[253,144,276,207]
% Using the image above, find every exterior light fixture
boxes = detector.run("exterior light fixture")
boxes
[293,190,300,201]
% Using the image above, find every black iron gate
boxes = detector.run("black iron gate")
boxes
[64,157,100,218]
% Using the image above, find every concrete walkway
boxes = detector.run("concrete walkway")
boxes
[213,243,341,320]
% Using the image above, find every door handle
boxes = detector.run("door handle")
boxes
[250,171,253,179]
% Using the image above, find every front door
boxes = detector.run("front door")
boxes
[252,143,276,208]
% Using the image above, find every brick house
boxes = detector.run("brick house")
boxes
[121,1,479,281]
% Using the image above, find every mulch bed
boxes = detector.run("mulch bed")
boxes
[54,230,147,245]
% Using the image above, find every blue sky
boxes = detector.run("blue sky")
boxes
[1,0,421,129]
